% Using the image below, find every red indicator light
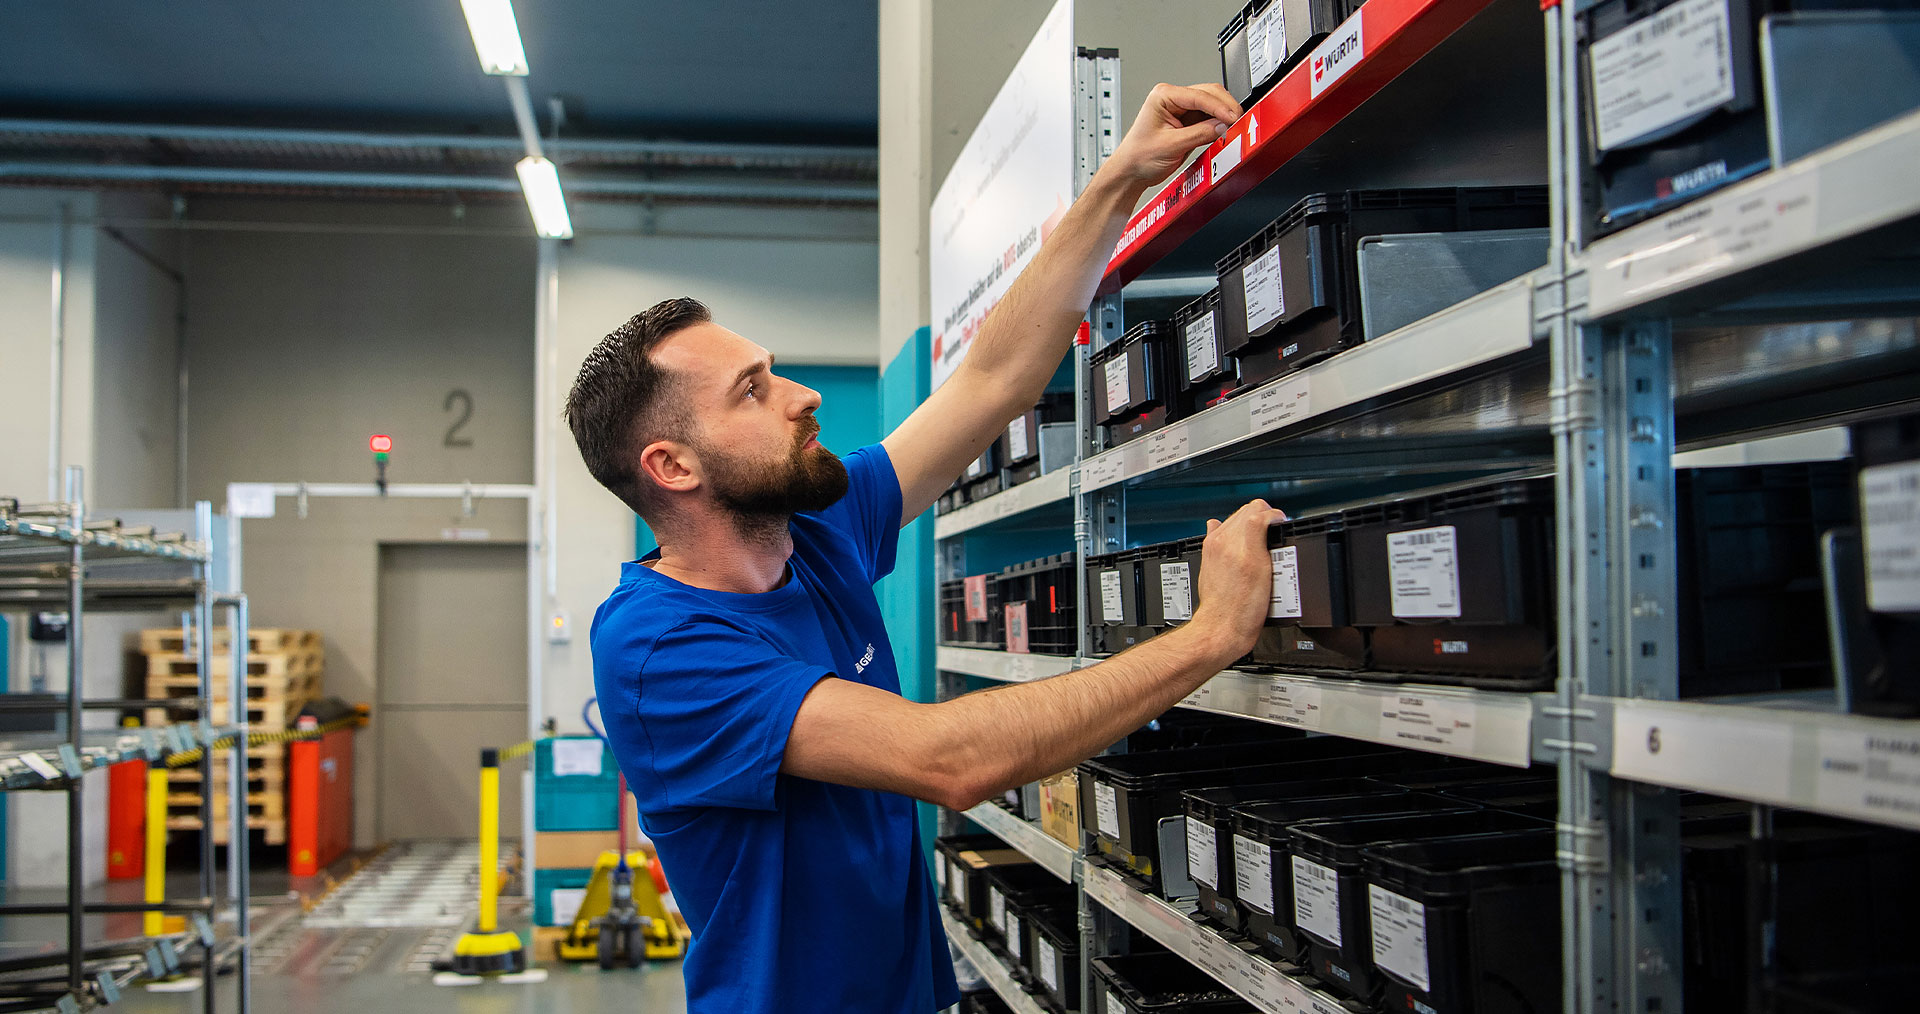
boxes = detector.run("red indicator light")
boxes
[369,434,393,453]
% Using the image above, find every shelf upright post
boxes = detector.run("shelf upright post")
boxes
[194,499,218,1014]
[225,592,252,1014]
[64,466,84,997]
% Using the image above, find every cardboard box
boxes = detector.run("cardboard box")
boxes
[532,925,571,962]
[535,831,628,870]
[1039,770,1079,847]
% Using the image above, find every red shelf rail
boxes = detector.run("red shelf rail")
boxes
[1100,0,1501,292]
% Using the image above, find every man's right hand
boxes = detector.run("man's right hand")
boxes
[1191,499,1290,661]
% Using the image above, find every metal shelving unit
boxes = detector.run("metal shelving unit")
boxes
[0,473,252,1014]
[929,2,1920,1010]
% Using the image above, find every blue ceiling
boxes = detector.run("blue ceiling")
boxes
[0,1,879,144]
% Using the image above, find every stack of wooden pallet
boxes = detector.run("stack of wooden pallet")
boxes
[141,628,324,846]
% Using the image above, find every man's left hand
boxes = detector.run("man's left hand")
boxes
[1104,83,1244,190]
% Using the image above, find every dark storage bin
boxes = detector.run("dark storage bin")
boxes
[1248,512,1366,671]
[1000,392,1074,469]
[983,864,1075,959]
[1434,777,1560,817]
[1173,288,1239,416]
[1346,478,1556,686]
[1287,809,1550,1002]
[1182,776,1409,932]
[1027,903,1082,1012]
[1232,794,1474,964]
[1676,462,1853,696]
[1092,950,1255,1013]
[964,472,1004,504]
[1217,0,1361,107]
[963,442,999,485]
[1361,830,1561,1014]
[1088,550,1155,656]
[1216,188,1549,389]
[961,990,1015,1014]
[996,554,1079,656]
[1848,411,1920,714]
[1013,901,1076,988]
[1140,537,1205,630]
[1093,321,1178,447]
[936,834,1027,928]
[1077,737,1392,892]
[1756,815,1920,1003]
[939,576,1006,649]
[1368,762,1531,792]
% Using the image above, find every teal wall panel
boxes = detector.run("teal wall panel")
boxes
[875,328,939,858]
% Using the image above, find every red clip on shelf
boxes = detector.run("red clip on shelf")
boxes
[1100,0,1500,291]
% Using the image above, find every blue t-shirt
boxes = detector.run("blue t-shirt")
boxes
[589,444,958,1014]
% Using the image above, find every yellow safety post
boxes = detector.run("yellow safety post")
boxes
[144,765,167,938]
[447,747,526,975]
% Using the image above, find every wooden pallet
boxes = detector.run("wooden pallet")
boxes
[139,628,321,655]
[146,668,320,707]
[145,649,323,682]
[167,815,287,846]
[168,791,284,820]
[168,766,284,794]
[146,693,312,731]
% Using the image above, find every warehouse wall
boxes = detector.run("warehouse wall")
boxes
[542,202,881,732]
[91,193,184,511]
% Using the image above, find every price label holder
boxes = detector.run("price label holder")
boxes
[1249,375,1312,435]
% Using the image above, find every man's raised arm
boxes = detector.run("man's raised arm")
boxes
[882,83,1243,524]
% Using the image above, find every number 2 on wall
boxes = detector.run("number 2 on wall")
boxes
[444,389,475,448]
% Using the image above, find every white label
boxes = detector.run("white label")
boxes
[225,482,277,519]
[1210,133,1244,181]
[1184,309,1220,382]
[1263,681,1325,729]
[1242,246,1285,332]
[1862,461,1920,611]
[1008,415,1032,462]
[550,738,604,777]
[1095,781,1121,839]
[965,452,987,479]
[1381,694,1477,754]
[1186,819,1219,889]
[1159,561,1194,621]
[21,752,60,780]
[1099,569,1125,623]
[949,859,964,896]
[1107,988,1127,1014]
[1248,1,1287,83]
[1232,834,1274,913]
[549,887,587,926]
[1249,374,1312,434]
[990,888,1007,935]
[1612,700,1794,800]
[1268,545,1303,619]
[1038,937,1061,992]
[1387,525,1462,618]
[1814,726,1920,826]
[1369,884,1431,991]
[1588,170,1818,315]
[1011,915,1026,957]
[1084,453,1126,492]
[1292,856,1343,945]
[935,856,948,891]
[1147,429,1190,468]
[1308,13,1365,98]
[1103,354,1132,415]
[1589,0,1737,151]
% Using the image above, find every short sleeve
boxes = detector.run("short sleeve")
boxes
[616,618,830,813]
[811,444,903,584]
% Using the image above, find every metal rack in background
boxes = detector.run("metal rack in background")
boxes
[0,469,252,1014]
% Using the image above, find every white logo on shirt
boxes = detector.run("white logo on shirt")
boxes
[854,643,876,674]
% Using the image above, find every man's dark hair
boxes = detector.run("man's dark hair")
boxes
[565,297,711,516]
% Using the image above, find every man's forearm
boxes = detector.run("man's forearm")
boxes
[947,170,1149,416]
[923,619,1242,806]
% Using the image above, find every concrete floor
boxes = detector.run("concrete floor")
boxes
[0,845,688,1014]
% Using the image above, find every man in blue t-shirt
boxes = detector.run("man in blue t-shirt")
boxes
[566,83,1284,1013]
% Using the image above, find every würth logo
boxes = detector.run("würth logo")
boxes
[854,643,876,674]
[1309,18,1366,99]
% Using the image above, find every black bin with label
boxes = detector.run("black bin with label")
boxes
[1093,320,1178,448]
[1248,512,1366,671]
[1087,549,1155,656]
[1847,411,1920,714]
[996,554,1079,656]
[1001,392,1075,487]
[1139,537,1206,632]
[1173,288,1240,417]
[1092,950,1255,1013]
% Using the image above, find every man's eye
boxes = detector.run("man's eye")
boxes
[745,382,757,399]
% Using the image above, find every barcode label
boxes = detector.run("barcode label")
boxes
[1589,0,1736,151]
[1184,311,1220,382]
[1368,884,1431,991]
[1186,818,1219,889]
[1008,415,1032,462]
[1862,461,1920,611]
[1099,569,1125,623]
[1233,834,1274,913]
[1039,937,1061,992]
[990,888,1007,936]
[1247,1,1287,84]
[1269,545,1303,619]
[1159,561,1193,621]
[1103,353,1132,415]
[1095,781,1121,839]
[1292,855,1342,946]
[1387,525,1462,618]
[1242,246,1285,332]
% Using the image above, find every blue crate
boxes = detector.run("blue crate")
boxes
[533,867,595,926]
[535,780,621,832]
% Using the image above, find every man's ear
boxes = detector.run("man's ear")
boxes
[637,440,700,495]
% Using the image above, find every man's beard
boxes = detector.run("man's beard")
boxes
[705,418,849,523]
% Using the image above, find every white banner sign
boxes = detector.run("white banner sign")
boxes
[928,0,1076,391]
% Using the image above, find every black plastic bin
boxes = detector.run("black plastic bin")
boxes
[961,990,1015,1014]
[1173,288,1239,417]
[1215,188,1549,389]
[936,834,1028,928]
[1027,903,1082,1013]
[1247,512,1366,671]
[1140,537,1206,631]
[1011,899,1077,987]
[996,554,1079,656]
[1346,478,1557,686]
[982,864,1075,959]
[1360,829,1562,1014]
[1002,391,1075,486]
[1286,809,1550,1003]
[1182,776,1408,932]
[1434,776,1561,818]
[939,576,1006,649]
[1367,762,1534,792]
[1093,320,1179,447]
[1077,736,1391,892]
[1675,462,1853,697]
[1092,950,1255,1013]
[1848,411,1920,714]
[1217,0,1361,107]
[1231,794,1473,964]
[1087,549,1155,656]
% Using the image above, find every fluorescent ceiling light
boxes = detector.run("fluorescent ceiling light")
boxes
[459,0,529,76]
[516,156,573,238]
